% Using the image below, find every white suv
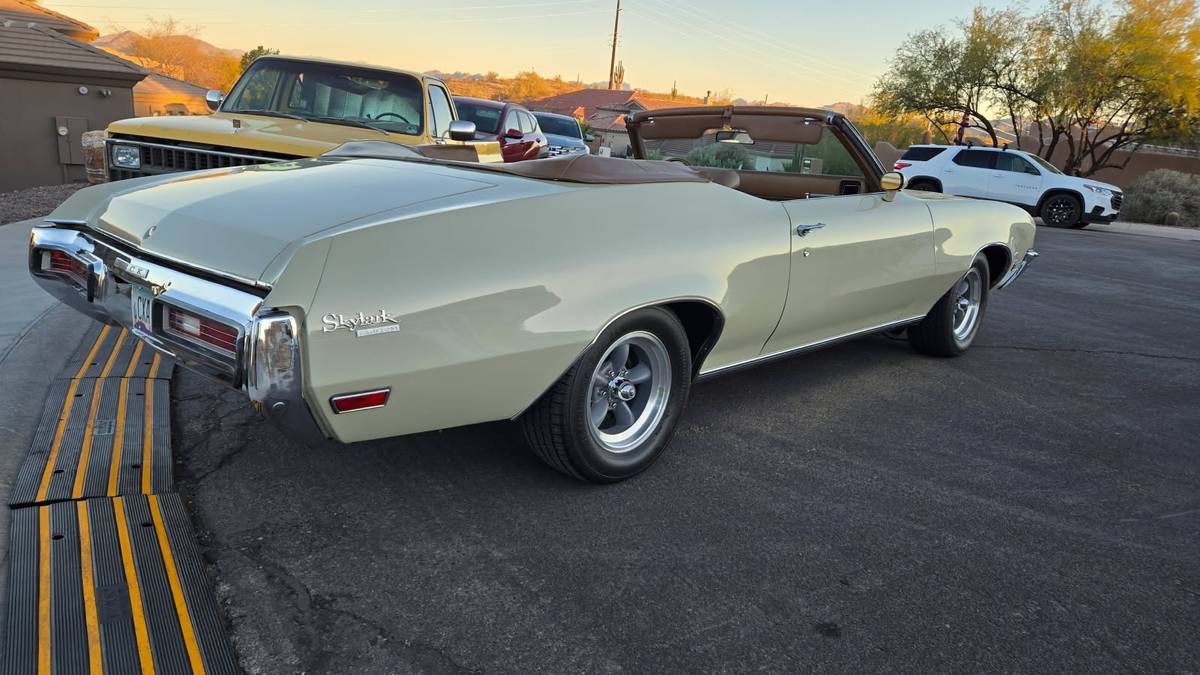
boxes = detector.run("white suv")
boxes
[894,145,1122,228]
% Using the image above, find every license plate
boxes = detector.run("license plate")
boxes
[131,285,155,334]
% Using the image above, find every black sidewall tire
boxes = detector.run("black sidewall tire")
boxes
[1040,194,1083,227]
[562,308,692,482]
[909,180,940,193]
[909,255,990,357]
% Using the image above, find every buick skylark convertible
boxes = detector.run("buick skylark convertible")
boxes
[30,106,1038,483]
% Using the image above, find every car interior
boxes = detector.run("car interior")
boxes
[629,109,883,201]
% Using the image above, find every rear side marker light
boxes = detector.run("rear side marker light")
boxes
[331,388,390,414]
[166,306,239,354]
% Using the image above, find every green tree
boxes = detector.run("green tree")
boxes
[874,0,1200,176]
[239,45,279,73]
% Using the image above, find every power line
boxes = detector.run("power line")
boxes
[607,0,621,90]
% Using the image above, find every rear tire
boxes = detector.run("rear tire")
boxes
[522,307,692,483]
[909,255,990,357]
[908,178,941,193]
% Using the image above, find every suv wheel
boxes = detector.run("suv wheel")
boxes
[908,178,941,193]
[1040,193,1083,227]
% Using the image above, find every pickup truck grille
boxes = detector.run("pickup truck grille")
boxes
[107,138,294,180]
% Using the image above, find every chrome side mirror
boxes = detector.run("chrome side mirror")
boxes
[448,120,476,142]
[881,171,905,202]
[205,90,225,112]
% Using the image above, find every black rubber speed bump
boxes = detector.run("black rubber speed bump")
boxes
[8,376,172,507]
[3,495,238,675]
[65,325,173,382]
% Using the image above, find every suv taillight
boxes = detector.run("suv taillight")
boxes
[894,162,912,170]
[166,306,239,354]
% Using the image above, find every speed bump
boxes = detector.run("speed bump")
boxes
[8,327,173,507]
[2,495,238,675]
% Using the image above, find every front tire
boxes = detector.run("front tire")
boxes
[522,307,692,483]
[909,255,990,357]
[1040,193,1083,227]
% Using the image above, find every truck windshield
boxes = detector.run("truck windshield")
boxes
[534,114,581,138]
[223,59,425,136]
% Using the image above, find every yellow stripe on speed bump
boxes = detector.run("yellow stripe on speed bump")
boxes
[35,325,112,503]
[77,502,103,675]
[150,494,207,674]
[114,497,157,675]
[37,506,51,675]
[73,330,128,499]
[141,355,162,494]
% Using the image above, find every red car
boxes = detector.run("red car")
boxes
[452,96,548,162]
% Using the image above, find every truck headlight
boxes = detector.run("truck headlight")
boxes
[110,144,141,169]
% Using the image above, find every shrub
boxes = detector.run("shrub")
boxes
[1121,169,1200,227]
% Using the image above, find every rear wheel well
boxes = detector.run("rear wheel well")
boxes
[908,176,942,191]
[980,245,1011,288]
[663,301,724,376]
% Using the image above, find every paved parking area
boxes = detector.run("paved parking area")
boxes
[174,226,1199,673]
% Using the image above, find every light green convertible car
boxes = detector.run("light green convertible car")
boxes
[30,106,1037,483]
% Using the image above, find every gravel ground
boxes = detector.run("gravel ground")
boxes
[0,184,86,225]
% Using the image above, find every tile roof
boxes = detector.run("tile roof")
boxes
[0,0,96,40]
[0,21,147,81]
[529,88,637,117]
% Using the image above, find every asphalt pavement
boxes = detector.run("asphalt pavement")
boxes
[174,225,1199,673]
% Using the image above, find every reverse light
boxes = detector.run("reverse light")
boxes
[166,305,239,354]
[330,388,390,414]
[894,162,912,170]
[110,143,141,169]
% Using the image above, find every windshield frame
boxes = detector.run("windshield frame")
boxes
[222,57,426,137]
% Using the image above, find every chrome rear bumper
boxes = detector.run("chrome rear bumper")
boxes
[28,225,328,445]
[996,249,1039,289]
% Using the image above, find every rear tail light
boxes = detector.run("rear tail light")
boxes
[166,305,240,354]
[330,388,390,414]
[894,162,912,169]
[45,250,87,280]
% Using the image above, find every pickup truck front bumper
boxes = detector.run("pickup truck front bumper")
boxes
[28,225,328,445]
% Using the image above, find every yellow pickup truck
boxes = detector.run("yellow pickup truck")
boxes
[87,55,482,182]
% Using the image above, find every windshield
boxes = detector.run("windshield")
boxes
[534,114,580,138]
[643,129,864,177]
[456,102,502,134]
[223,59,424,136]
[1028,153,1063,175]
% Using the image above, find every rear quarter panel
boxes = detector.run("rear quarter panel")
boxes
[913,192,1037,290]
[295,179,792,443]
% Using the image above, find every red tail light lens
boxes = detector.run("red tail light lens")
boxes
[166,306,240,354]
[46,250,86,280]
[894,162,912,169]
[330,388,390,414]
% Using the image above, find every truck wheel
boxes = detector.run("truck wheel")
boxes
[909,255,990,357]
[522,307,692,483]
[1040,194,1082,227]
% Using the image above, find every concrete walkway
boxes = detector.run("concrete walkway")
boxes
[1087,220,1200,241]
[0,219,92,654]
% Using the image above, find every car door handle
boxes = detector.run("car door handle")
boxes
[795,222,825,237]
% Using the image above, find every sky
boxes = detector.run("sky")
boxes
[44,0,1097,105]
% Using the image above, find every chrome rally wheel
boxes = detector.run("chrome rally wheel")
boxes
[909,254,990,357]
[951,267,984,343]
[586,332,673,454]
[522,307,692,483]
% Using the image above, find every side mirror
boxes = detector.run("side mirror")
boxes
[205,90,225,112]
[584,133,595,142]
[881,172,905,202]
[505,128,524,140]
[447,120,476,142]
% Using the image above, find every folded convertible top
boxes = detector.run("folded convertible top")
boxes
[323,141,710,185]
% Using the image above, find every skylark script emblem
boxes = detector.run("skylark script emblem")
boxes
[322,309,401,337]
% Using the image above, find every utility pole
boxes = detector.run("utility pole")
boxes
[607,0,622,90]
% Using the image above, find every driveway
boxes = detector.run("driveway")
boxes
[174,226,1200,673]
